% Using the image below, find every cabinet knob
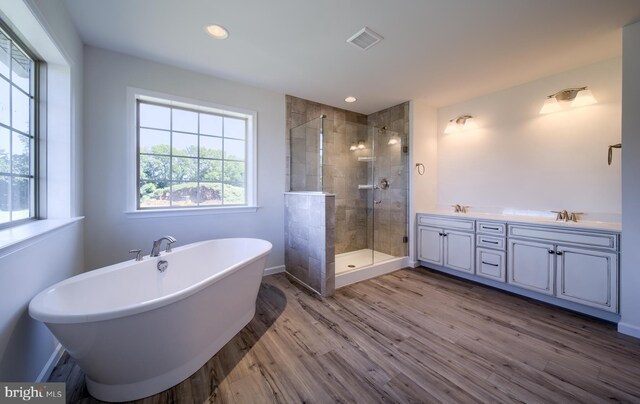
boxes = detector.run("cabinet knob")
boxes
[548,249,555,254]
[556,251,563,256]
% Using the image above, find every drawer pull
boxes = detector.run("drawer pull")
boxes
[481,261,499,267]
[483,226,500,230]
[483,240,499,244]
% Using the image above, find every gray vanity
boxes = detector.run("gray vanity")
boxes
[417,212,621,321]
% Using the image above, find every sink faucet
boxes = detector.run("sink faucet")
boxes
[451,204,468,213]
[150,236,177,257]
[552,210,569,222]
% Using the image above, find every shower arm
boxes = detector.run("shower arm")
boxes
[608,143,621,166]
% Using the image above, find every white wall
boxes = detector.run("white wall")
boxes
[436,58,621,219]
[0,0,84,381]
[411,100,438,212]
[619,22,640,338]
[409,100,437,264]
[83,46,286,271]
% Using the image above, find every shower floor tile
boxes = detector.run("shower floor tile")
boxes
[335,248,396,274]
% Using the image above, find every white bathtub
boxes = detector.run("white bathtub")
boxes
[29,238,272,402]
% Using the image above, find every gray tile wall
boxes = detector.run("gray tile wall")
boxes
[285,96,409,277]
[284,192,335,296]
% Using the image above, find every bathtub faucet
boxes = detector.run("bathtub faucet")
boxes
[150,236,177,257]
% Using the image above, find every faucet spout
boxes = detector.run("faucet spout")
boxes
[150,236,177,257]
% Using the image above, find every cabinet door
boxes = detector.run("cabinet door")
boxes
[443,230,475,274]
[476,248,506,282]
[418,226,443,265]
[508,239,555,295]
[556,246,618,312]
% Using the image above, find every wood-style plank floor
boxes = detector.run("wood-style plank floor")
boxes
[49,267,640,403]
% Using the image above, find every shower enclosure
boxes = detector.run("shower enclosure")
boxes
[288,115,408,291]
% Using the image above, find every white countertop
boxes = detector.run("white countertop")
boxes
[418,210,621,232]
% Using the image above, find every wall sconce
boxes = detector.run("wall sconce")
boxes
[350,140,365,151]
[444,115,476,134]
[539,87,597,114]
[387,134,400,145]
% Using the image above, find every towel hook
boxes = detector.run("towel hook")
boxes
[415,163,425,175]
[608,143,621,165]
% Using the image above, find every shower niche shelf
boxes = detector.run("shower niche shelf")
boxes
[357,156,376,162]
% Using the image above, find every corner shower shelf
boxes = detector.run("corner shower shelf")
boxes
[357,156,376,162]
[358,185,375,190]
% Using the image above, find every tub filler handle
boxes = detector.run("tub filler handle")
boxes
[151,236,177,257]
[129,249,143,261]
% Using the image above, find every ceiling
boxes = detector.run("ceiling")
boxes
[63,0,640,115]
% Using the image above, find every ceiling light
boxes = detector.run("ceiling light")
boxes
[205,24,229,39]
[444,115,475,133]
[345,96,357,103]
[349,143,358,151]
[388,134,400,145]
[540,87,596,114]
[357,140,366,149]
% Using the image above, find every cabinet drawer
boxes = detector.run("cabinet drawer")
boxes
[418,215,475,231]
[508,225,617,250]
[477,221,506,236]
[476,248,506,282]
[476,235,505,250]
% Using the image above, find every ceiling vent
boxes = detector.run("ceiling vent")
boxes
[347,27,383,51]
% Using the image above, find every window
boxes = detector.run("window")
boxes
[135,96,256,210]
[0,23,37,228]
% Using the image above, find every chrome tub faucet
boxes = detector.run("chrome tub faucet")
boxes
[150,236,177,257]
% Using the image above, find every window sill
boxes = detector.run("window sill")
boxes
[124,205,259,218]
[0,217,84,258]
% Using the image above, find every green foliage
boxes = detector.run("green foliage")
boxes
[139,142,246,206]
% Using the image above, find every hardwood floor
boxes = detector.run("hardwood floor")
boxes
[49,267,640,403]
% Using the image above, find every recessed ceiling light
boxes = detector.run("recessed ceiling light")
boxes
[345,96,357,103]
[205,24,229,39]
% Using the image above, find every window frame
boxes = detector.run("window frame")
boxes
[0,19,40,230]
[127,88,258,216]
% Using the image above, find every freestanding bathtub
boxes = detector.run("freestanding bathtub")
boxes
[29,238,272,402]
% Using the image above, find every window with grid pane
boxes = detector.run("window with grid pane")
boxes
[0,24,36,228]
[137,99,249,209]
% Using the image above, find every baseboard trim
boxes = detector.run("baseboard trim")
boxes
[36,343,64,382]
[263,265,285,276]
[618,322,640,339]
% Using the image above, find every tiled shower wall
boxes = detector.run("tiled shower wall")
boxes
[285,95,409,264]
[367,102,410,258]
[284,192,335,296]
[286,96,370,254]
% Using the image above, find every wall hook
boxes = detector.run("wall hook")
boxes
[608,143,621,165]
[415,163,425,175]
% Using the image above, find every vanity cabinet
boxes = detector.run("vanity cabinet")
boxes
[507,224,619,312]
[476,221,507,282]
[556,246,618,312]
[417,216,475,274]
[416,213,620,317]
[507,239,555,295]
